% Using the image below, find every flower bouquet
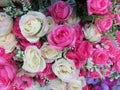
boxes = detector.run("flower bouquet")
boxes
[0,0,120,90]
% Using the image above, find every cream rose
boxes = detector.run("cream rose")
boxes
[25,81,41,90]
[40,43,62,63]
[46,16,56,33]
[19,11,48,43]
[83,24,101,42]
[0,33,17,53]
[22,46,46,73]
[68,76,86,90]
[52,58,77,82]
[0,12,13,37]
[47,79,67,90]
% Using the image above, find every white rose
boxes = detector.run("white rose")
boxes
[68,76,86,90]
[19,11,48,43]
[0,12,13,37]
[22,46,46,73]
[47,79,67,90]
[83,24,101,42]
[25,81,41,90]
[46,16,56,33]
[0,33,17,53]
[52,58,77,82]
[40,43,62,63]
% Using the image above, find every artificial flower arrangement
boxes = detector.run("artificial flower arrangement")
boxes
[0,0,120,90]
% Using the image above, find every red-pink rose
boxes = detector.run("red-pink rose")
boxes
[95,14,113,33]
[66,49,86,69]
[77,41,93,60]
[88,70,101,79]
[92,48,109,65]
[37,63,56,85]
[87,0,112,15]
[47,25,76,50]
[48,1,72,22]
[12,75,33,90]
[72,24,84,47]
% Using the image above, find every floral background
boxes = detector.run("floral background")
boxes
[0,0,120,90]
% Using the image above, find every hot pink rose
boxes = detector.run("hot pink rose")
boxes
[47,25,76,50]
[13,17,41,50]
[116,14,120,25]
[37,63,56,85]
[66,49,86,69]
[95,14,113,33]
[48,1,72,22]
[92,48,109,66]
[72,24,84,47]
[115,60,120,73]
[116,30,120,43]
[0,58,17,89]
[12,75,33,90]
[88,70,101,79]
[76,41,93,60]
[87,0,112,15]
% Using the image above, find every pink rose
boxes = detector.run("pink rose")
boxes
[115,59,120,73]
[92,48,109,66]
[47,25,76,50]
[37,63,56,85]
[87,0,112,15]
[88,70,101,79]
[101,38,117,57]
[66,49,86,69]
[116,31,120,43]
[95,14,113,33]
[48,1,72,22]
[12,75,33,90]
[116,14,120,25]
[72,24,84,47]
[0,58,17,89]
[76,41,93,60]
[13,17,41,50]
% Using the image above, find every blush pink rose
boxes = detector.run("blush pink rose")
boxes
[12,75,33,90]
[13,17,41,50]
[87,0,112,15]
[95,14,113,33]
[116,14,120,25]
[66,49,86,69]
[76,41,93,60]
[48,1,72,22]
[37,63,57,85]
[47,25,76,50]
[92,48,109,66]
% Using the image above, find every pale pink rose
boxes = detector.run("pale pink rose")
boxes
[37,63,57,85]
[116,14,120,25]
[88,70,101,79]
[95,14,113,33]
[76,41,93,60]
[48,1,72,22]
[13,17,41,50]
[66,49,86,69]
[47,25,76,50]
[87,0,112,15]
[92,48,109,65]
[12,75,33,90]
